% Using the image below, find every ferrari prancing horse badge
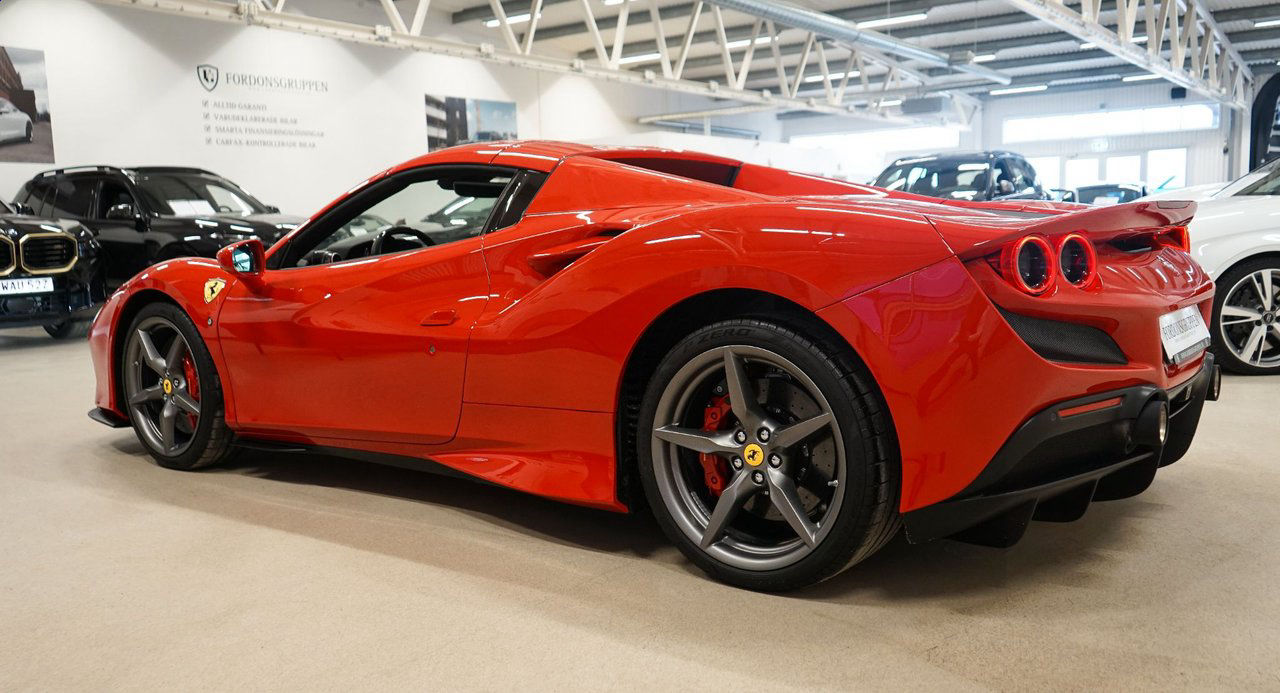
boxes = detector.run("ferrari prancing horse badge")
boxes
[203,278,227,304]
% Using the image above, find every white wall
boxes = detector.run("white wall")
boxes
[979,82,1233,188]
[0,0,688,213]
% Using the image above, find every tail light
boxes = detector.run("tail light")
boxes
[1156,225,1190,252]
[1057,233,1096,287]
[1000,235,1055,295]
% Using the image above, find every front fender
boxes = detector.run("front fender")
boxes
[89,257,239,421]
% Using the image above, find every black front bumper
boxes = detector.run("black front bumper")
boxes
[0,282,102,330]
[903,354,1217,547]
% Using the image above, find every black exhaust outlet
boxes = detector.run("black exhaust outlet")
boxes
[1206,365,1222,402]
[1132,399,1169,448]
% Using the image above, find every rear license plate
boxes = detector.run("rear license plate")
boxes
[0,277,54,296]
[1159,306,1211,365]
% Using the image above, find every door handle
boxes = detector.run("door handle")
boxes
[421,309,457,326]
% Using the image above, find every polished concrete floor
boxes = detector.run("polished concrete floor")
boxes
[1,326,1277,690]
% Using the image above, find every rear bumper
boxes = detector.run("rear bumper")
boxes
[902,353,1217,546]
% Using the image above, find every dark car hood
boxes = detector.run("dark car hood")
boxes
[0,214,89,238]
[158,213,306,242]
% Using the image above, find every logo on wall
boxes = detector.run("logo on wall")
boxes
[197,64,220,92]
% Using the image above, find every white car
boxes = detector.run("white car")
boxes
[1176,159,1280,374]
[0,97,33,144]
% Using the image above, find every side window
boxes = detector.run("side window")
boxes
[96,179,138,219]
[284,166,518,268]
[46,175,97,218]
[487,170,547,231]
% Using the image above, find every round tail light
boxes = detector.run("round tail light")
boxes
[1058,233,1096,287]
[1002,235,1055,295]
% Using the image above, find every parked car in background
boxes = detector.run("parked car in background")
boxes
[0,198,106,338]
[1076,183,1148,206]
[13,166,304,285]
[1173,158,1280,374]
[873,151,1050,202]
[0,97,33,145]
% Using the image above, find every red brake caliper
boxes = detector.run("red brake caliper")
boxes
[182,356,200,429]
[700,395,732,497]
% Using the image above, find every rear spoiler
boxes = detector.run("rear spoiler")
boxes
[930,200,1197,259]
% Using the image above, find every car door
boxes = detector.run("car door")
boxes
[0,99,18,140]
[86,175,154,282]
[215,164,523,445]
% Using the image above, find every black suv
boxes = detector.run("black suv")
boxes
[14,166,304,285]
[1,198,106,338]
[874,151,1050,202]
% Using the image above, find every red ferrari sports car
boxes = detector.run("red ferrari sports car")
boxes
[88,141,1220,590]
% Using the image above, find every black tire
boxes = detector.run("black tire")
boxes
[25,124,32,143]
[637,319,900,591]
[1211,256,1280,375]
[44,319,91,340]
[121,301,234,470]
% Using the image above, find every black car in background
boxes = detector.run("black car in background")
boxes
[0,198,106,339]
[13,166,304,285]
[874,151,1050,202]
[1075,183,1149,205]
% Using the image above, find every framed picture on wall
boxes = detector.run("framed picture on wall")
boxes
[425,94,516,150]
[0,46,54,164]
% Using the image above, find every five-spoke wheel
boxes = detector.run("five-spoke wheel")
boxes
[638,319,899,591]
[121,302,234,469]
[1213,259,1280,374]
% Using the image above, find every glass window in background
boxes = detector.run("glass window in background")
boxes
[1026,156,1061,189]
[1105,155,1142,183]
[1065,158,1101,189]
[1146,148,1187,192]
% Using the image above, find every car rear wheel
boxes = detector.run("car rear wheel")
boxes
[121,302,234,470]
[638,319,900,591]
[1212,257,1280,375]
[44,319,91,340]
[25,123,33,143]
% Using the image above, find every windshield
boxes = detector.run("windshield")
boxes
[874,158,992,200]
[1218,159,1280,197]
[134,172,269,217]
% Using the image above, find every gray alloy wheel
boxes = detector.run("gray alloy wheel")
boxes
[1218,267,1280,371]
[123,316,202,457]
[650,345,845,571]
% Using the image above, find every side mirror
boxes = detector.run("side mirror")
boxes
[105,203,136,221]
[264,205,281,214]
[11,202,34,215]
[217,238,265,278]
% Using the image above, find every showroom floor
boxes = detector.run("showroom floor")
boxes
[1,328,1276,690]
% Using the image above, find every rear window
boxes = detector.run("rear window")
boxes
[603,157,740,187]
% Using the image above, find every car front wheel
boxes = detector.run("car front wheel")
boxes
[638,319,900,591]
[121,302,234,469]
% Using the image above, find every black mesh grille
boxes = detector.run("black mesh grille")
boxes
[21,236,76,271]
[999,308,1128,365]
[0,239,13,272]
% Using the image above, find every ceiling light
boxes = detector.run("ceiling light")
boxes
[857,13,928,29]
[484,12,538,27]
[973,53,997,63]
[1080,35,1145,49]
[989,84,1048,95]
[1122,73,1162,82]
[1252,18,1280,28]
[724,36,773,49]
[802,70,860,83]
[878,99,903,107]
[618,51,661,65]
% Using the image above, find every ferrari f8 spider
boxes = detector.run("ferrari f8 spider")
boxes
[88,141,1220,590]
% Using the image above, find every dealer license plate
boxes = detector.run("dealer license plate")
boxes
[0,277,54,296]
[1159,306,1211,365]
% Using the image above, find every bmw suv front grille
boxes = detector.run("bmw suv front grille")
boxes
[0,237,14,276]
[19,233,78,274]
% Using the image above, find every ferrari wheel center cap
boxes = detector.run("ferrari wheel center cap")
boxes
[162,379,173,395]
[742,443,765,467]
[1265,312,1275,324]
